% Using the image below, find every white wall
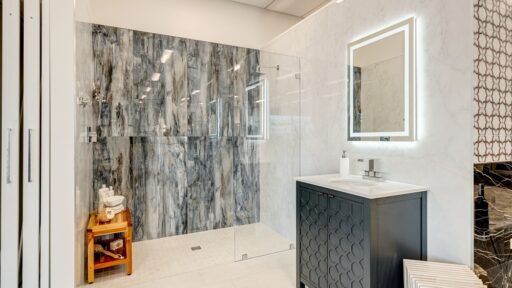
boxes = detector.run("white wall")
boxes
[264,0,474,266]
[74,22,94,286]
[75,0,301,49]
[48,0,76,286]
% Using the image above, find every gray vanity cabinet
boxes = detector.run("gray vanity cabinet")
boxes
[298,187,330,288]
[296,182,427,288]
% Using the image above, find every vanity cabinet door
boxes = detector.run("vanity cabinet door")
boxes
[299,188,329,288]
[327,195,368,288]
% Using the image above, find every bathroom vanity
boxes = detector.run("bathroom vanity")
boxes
[296,175,427,288]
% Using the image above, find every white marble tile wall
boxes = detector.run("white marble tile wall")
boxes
[264,0,474,266]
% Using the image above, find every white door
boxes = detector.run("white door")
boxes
[1,0,21,286]
[23,0,41,285]
[2,0,42,286]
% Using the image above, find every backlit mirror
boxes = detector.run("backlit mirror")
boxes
[348,17,416,141]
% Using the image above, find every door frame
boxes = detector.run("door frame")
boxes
[41,0,76,286]
[23,0,42,285]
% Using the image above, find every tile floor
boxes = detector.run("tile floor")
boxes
[84,223,295,288]
[234,223,294,261]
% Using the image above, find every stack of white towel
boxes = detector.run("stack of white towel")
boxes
[98,185,125,220]
[103,196,125,218]
[404,259,485,288]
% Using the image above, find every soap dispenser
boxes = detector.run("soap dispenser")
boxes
[339,150,350,178]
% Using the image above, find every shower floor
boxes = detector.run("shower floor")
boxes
[84,223,295,288]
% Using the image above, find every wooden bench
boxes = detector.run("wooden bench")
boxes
[87,209,132,284]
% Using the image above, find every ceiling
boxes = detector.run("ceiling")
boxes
[231,0,331,18]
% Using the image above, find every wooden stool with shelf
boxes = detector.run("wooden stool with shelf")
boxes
[87,209,132,284]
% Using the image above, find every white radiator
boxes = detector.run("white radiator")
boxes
[404,259,485,288]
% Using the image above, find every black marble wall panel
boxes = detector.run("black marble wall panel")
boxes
[84,23,261,241]
[474,163,512,287]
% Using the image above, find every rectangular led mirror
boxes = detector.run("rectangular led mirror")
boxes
[348,17,416,141]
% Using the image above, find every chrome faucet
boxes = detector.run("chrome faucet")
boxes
[358,159,384,181]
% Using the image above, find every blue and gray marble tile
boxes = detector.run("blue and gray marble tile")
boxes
[84,23,261,242]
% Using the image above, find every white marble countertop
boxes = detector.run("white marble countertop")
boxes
[295,174,429,199]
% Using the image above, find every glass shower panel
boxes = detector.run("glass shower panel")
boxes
[234,51,300,261]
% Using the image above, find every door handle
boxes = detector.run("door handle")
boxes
[28,129,34,183]
[6,128,13,184]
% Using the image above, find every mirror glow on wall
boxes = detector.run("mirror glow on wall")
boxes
[348,17,416,141]
[246,79,269,140]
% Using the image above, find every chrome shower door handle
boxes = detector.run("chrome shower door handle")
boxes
[28,129,34,183]
[6,128,13,184]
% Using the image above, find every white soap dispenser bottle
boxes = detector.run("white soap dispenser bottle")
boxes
[339,150,350,178]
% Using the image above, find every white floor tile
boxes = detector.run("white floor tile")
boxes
[82,223,295,288]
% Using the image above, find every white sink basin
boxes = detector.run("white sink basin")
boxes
[296,174,429,199]
[328,177,377,187]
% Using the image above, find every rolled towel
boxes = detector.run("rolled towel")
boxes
[94,244,124,259]
[104,195,125,207]
[105,204,125,219]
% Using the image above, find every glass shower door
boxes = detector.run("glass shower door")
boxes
[234,51,300,261]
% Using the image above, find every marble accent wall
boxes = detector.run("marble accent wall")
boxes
[79,23,261,241]
[474,163,512,287]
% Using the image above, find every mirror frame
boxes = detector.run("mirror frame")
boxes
[348,17,416,142]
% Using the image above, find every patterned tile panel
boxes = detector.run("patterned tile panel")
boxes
[474,0,512,163]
